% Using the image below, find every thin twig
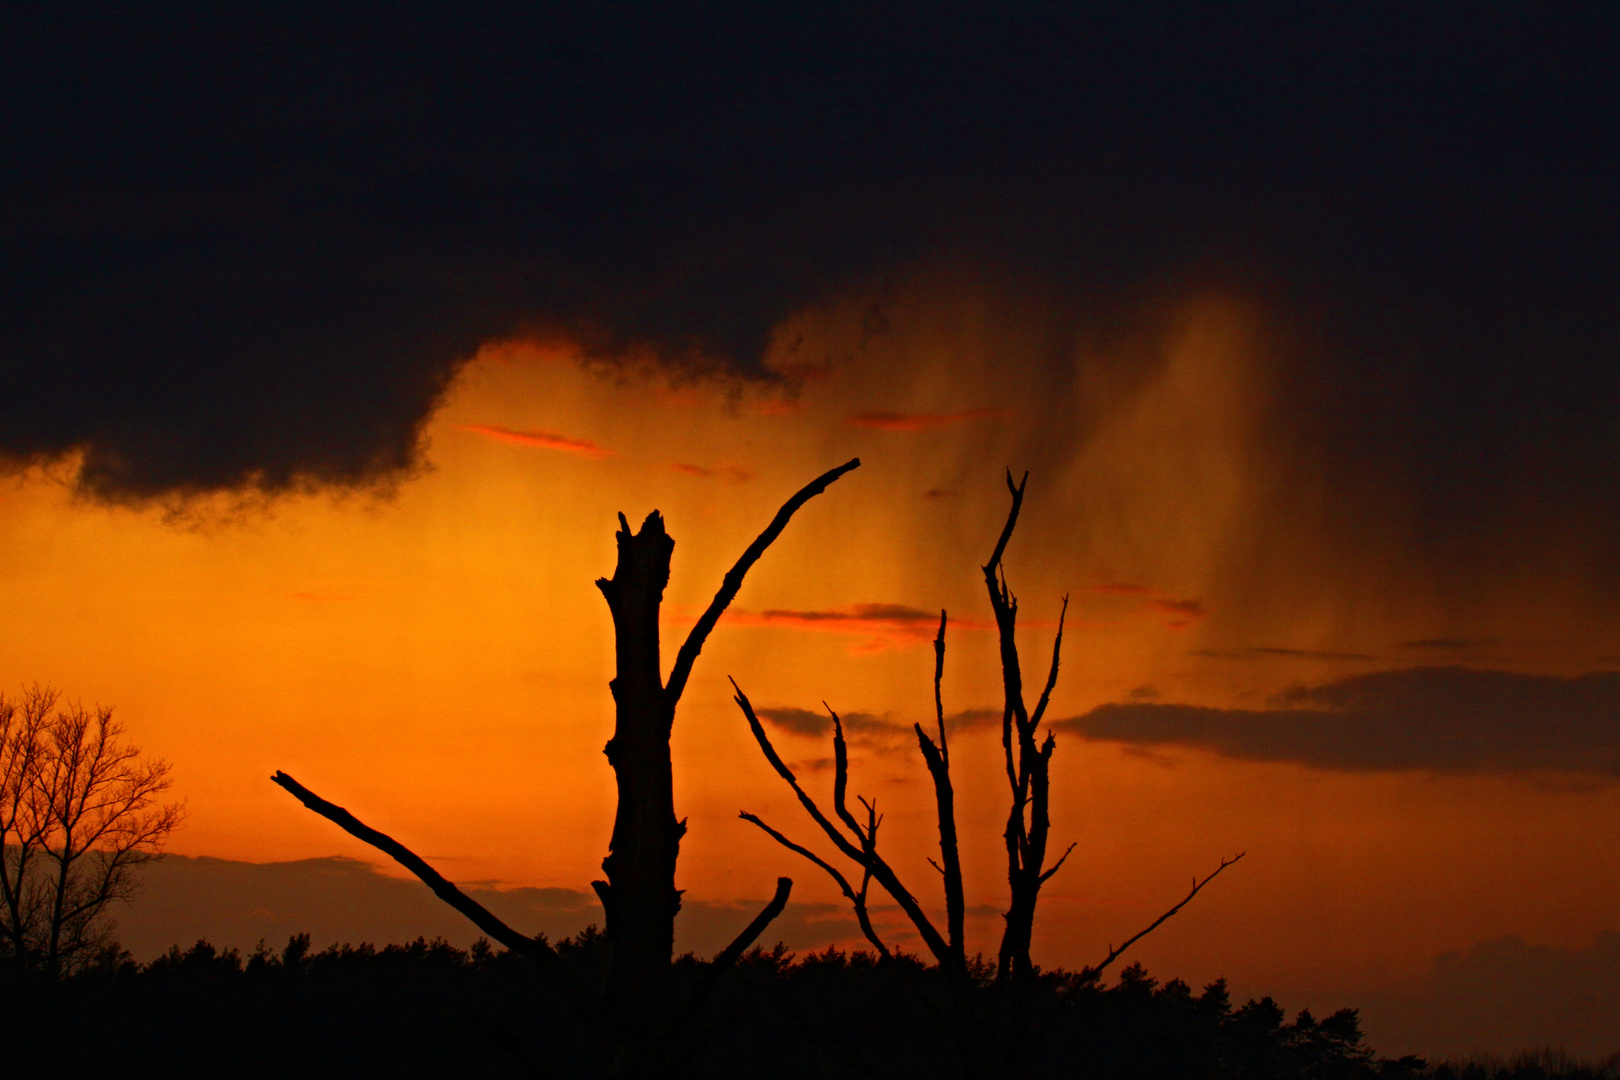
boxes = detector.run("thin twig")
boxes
[1081,852,1246,984]
[665,459,860,707]
[739,812,891,959]
[1039,842,1077,885]
[734,681,950,962]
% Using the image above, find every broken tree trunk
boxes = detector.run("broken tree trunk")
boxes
[594,511,682,1072]
[594,460,860,1075]
[273,459,858,1079]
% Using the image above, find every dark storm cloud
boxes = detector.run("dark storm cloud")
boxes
[1059,667,1620,776]
[3,3,1618,506]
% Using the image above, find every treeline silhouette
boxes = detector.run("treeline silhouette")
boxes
[8,927,1578,1080]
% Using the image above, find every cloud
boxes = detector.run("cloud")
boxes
[756,704,1003,756]
[1151,597,1205,624]
[456,424,612,458]
[115,853,869,962]
[724,603,992,653]
[846,408,1004,431]
[1058,667,1620,777]
[1090,583,1205,629]
[671,462,753,482]
[944,707,1002,732]
[1190,647,1377,662]
[1091,582,1154,597]
[1397,638,1503,651]
[3,3,1619,526]
[1358,933,1620,1060]
[757,705,905,751]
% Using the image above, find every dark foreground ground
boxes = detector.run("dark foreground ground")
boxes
[4,933,1616,1080]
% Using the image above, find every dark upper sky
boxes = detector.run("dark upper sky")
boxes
[2,1,1616,539]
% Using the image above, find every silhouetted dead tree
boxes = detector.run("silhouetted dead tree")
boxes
[735,473,1241,1080]
[0,686,182,980]
[985,472,1071,990]
[273,459,858,1079]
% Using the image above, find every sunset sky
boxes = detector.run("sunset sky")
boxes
[3,3,1619,1060]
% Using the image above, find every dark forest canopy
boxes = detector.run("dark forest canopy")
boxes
[4,931,1438,1080]
[2,1,1616,523]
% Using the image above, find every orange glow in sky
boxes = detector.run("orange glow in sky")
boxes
[3,280,1618,1056]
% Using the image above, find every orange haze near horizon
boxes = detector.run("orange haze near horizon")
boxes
[3,276,1618,1045]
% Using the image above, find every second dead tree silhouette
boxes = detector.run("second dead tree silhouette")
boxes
[272,458,860,1079]
[734,471,1242,1080]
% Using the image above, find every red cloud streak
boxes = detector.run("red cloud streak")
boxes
[1090,581,1206,627]
[457,423,613,458]
[846,408,1004,431]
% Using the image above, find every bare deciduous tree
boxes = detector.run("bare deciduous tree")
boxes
[0,685,183,979]
[735,473,1242,1079]
[274,459,859,1078]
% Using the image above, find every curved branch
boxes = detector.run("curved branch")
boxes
[661,876,794,1061]
[734,680,950,962]
[665,458,860,706]
[270,771,597,1022]
[740,813,889,959]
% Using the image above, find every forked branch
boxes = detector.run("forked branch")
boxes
[733,680,951,962]
[739,812,890,958]
[665,458,860,707]
[915,611,966,963]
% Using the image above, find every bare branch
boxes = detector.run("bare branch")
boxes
[661,877,793,1062]
[665,459,860,706]
[739,812,889,959]
[984,469,1029,577]
[1039,842,1077,885]
[713,877,794,973]
[1082,853,1246,982]
[916,697,965,961]
[1028,595,1070,731]
[270,770,597,1021]
[932,610,948,762]
[734,680,952,963]
[829,704,864,843]
[732,680,865,864]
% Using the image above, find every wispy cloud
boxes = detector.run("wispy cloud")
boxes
[1089,582,1205,628]
[758,706,899,747]
[724,603,992,653]
[757,704,1004,753]
[672,462,753,482]
[1191,646,1376,661]
[457,423,612,458]
[1398,637,1502,651]
[846,408,1004,431]
[1091,582,1154,596]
